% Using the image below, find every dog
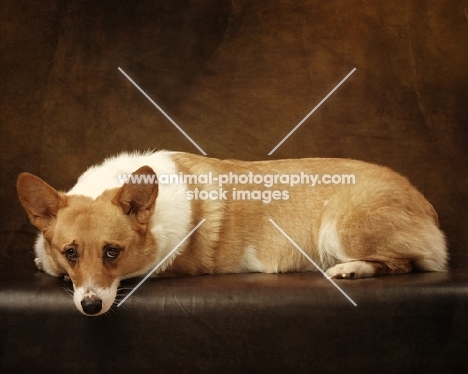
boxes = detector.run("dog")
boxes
[17,151,448,316]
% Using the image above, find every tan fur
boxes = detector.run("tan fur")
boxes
[17,152,448,315]
[168,154,447,276]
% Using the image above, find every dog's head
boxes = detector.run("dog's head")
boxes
[16,166,159,316]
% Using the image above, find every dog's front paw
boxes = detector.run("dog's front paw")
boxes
[326,261,376,279]
[34,258,43,271]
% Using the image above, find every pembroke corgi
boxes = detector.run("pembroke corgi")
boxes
[17,151,447,316]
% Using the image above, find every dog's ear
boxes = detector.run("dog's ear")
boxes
[17,173,67,231]
[112,166,158,230]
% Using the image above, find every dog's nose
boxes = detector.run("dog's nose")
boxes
[81,294,102,315]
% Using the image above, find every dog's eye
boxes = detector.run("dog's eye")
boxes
[104,246,120,260]
[65,247,78,261]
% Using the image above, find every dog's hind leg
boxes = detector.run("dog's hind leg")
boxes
[325,258,413,279]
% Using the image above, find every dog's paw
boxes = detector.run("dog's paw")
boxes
[325,261,376,279]
[34,258,43,271]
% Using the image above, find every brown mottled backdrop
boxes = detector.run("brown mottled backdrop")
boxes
[1,1,467,276]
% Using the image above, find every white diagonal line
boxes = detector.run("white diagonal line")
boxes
[117,219,206,307]
[268,68,356,155]
[118,67,207,155]
[269,218,357,307]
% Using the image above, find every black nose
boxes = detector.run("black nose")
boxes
[81,297,102,315]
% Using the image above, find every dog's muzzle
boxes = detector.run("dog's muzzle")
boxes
[81,289,103,315]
